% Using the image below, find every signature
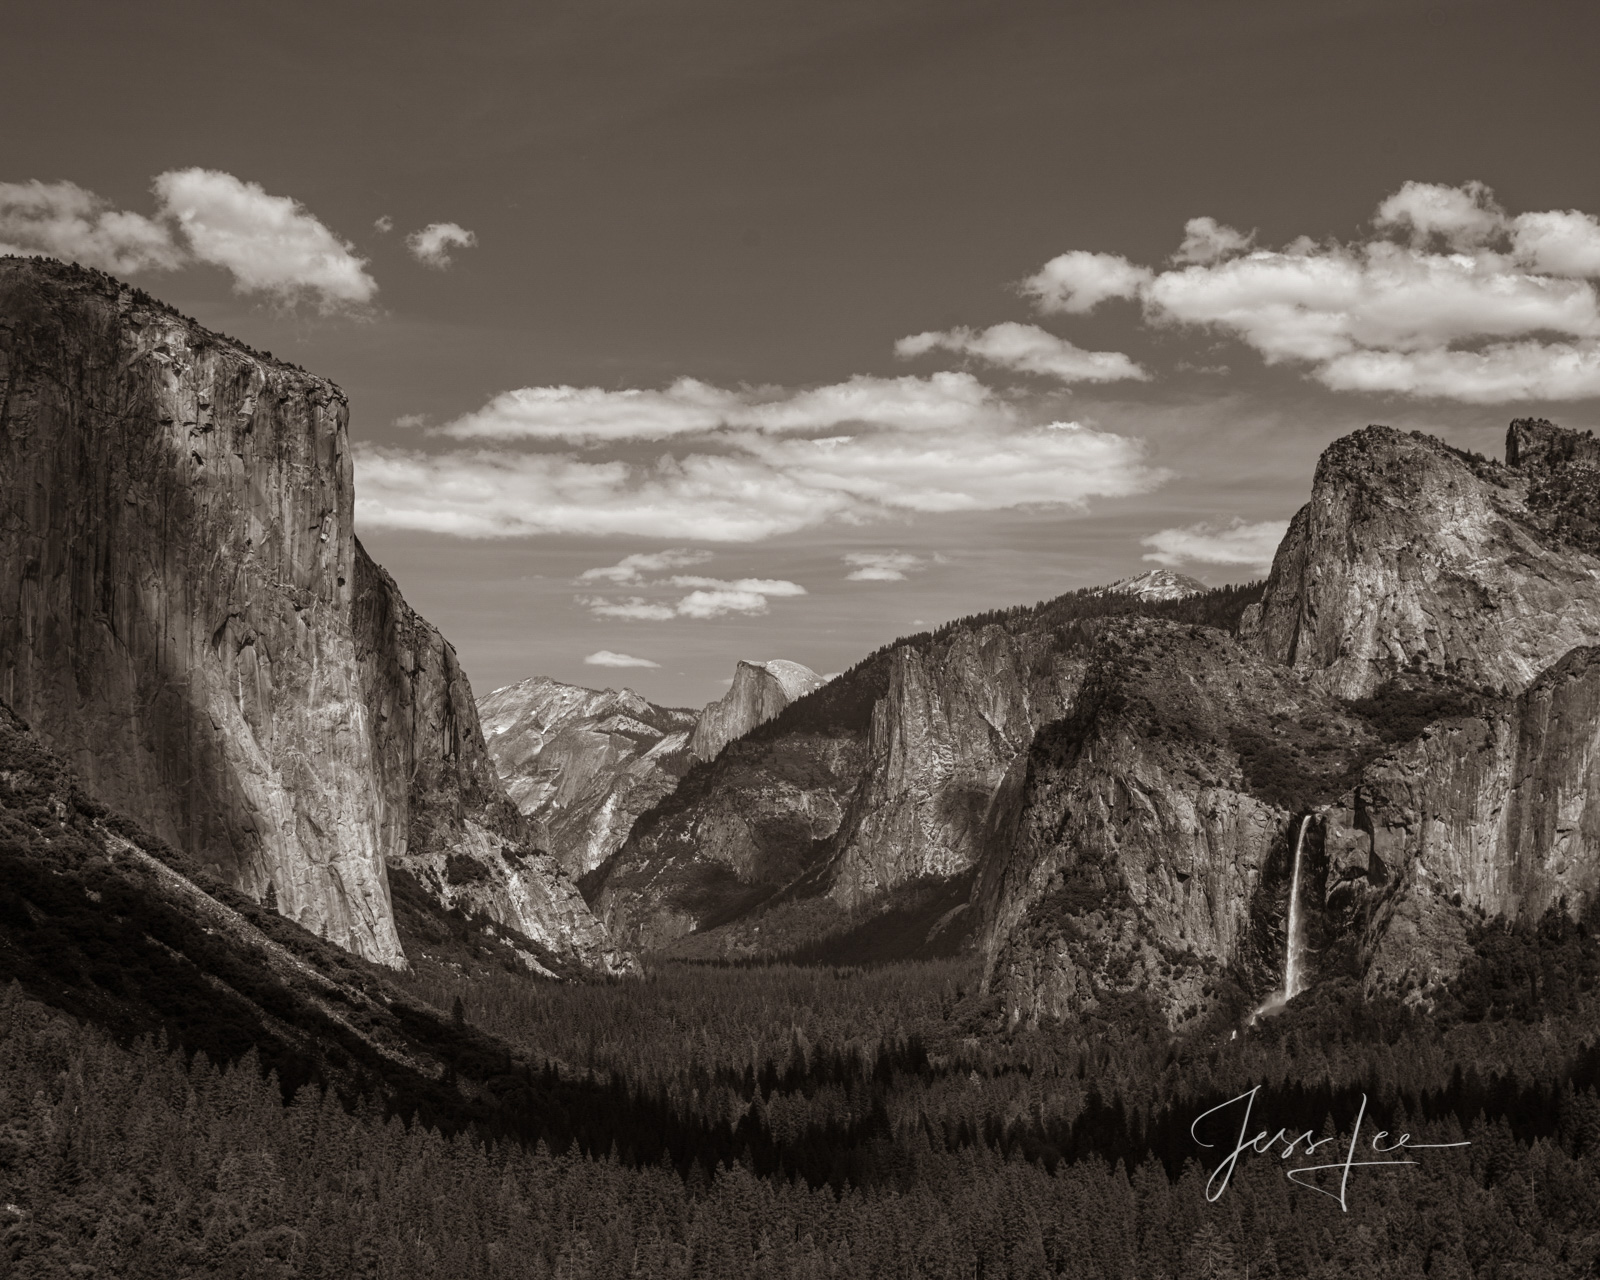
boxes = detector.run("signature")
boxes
[1191,1086,1470,1211]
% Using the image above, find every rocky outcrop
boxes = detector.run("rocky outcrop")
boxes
[688,659,827,763]
[353,549,633,973]
[982,420,1600,1027]
[0,257,623,973]
[1243,423,1600,698]
[590,603,1124,955]
[1322,645,1600,1001]
[1104,569,1206,602]
[978,618,1381,1028]
[478,676,697,877]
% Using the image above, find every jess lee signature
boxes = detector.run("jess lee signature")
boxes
[1191,1086,1470,1211]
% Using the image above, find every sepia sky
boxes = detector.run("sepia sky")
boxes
[5,0,1600,704]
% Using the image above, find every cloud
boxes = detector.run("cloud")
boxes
[843,551,929,581]
[1141,518,1289,570]
[1317,341,1600,402]
[578,596,679,621]
[0,179,183,273]
[437,371,1008,444]
[1172,216,1253,265]
[578,549,713,584]
[895,322,1146,383]
[0,172,376,310]
[356,405,1163,541]
[1020,250,1152,313]
[153,168,376,308]
[1015,181,1600,402]
[1511,209,1600,278]
[393,413,427,429]
[374,215,394,234]
[407,221,477,268]
[1374,179,1504,249]
[579,574,806,621]
[584,650,660,668]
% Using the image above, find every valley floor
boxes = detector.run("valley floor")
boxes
[5,925,1600,1279]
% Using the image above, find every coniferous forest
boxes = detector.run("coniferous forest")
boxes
[4,921,1600,1277]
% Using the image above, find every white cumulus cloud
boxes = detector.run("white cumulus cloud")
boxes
[584,650,660,668]
[1141,518,1289,570]
[1020,250,1152,313]
[0,179,183,273]
[1,171,376,310]
[407,221,477,268]
[1172,216,1254,265]
[1018,181,1600,402]
[895,322,1146,383]
[153,168,376,308]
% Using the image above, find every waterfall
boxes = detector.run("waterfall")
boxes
[1282,814,1312,999]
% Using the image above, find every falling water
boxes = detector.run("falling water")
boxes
[1282,814,1312,1000]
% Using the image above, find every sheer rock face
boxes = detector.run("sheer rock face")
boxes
[352,551,635,974]
[1322,645,1600,1000]
[688,659,826,763]
[978,619,1378,1029]
[591,624,1081,953]
[1242,423,1600,698]
[0,258,624,973]
[477,676,697,877]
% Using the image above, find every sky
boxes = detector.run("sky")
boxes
[5,0,1600,706]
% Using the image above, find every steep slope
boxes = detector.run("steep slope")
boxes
[984,420,1600,1027]
[588,587,1263,956]
[0,257,622,973]
[687,659,827,763]
[979,617,1386,1029]
[478,676,697,877]
[353,550,632,974]
[1324,645,1600,1002]
[1243,421,1600,698]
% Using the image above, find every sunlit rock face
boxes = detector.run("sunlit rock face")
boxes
[977,618,1380,1030]
[982,421,1600,1027]
[0,257,626,973]
[1243,422,1600,698]
[590,626,1086,954]
[1323,645,1600,1002]
[1104,569,1206,602]
[353,552,636,974]
[688,659,827,763]
[477,675,697,877]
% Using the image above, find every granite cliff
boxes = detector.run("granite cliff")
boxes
[687,659,827,763]
[478,676,697,877]
[586,588,1261,957]
[0,257,623,973]
[981,420,1600,1027]
[1242,421,1600,698]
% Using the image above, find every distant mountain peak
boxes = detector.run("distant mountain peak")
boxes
[1104,568,1207,602]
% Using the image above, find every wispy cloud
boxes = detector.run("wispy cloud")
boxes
[1141,518,1289,570]
[0,170,376,310]
[577,549,713,585]
[578,570,806,621]
[843,551,931,581]
[406,221,476,268]
[895,322,1145,384]
[584,650,660,668]
[354,378,1164,540]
